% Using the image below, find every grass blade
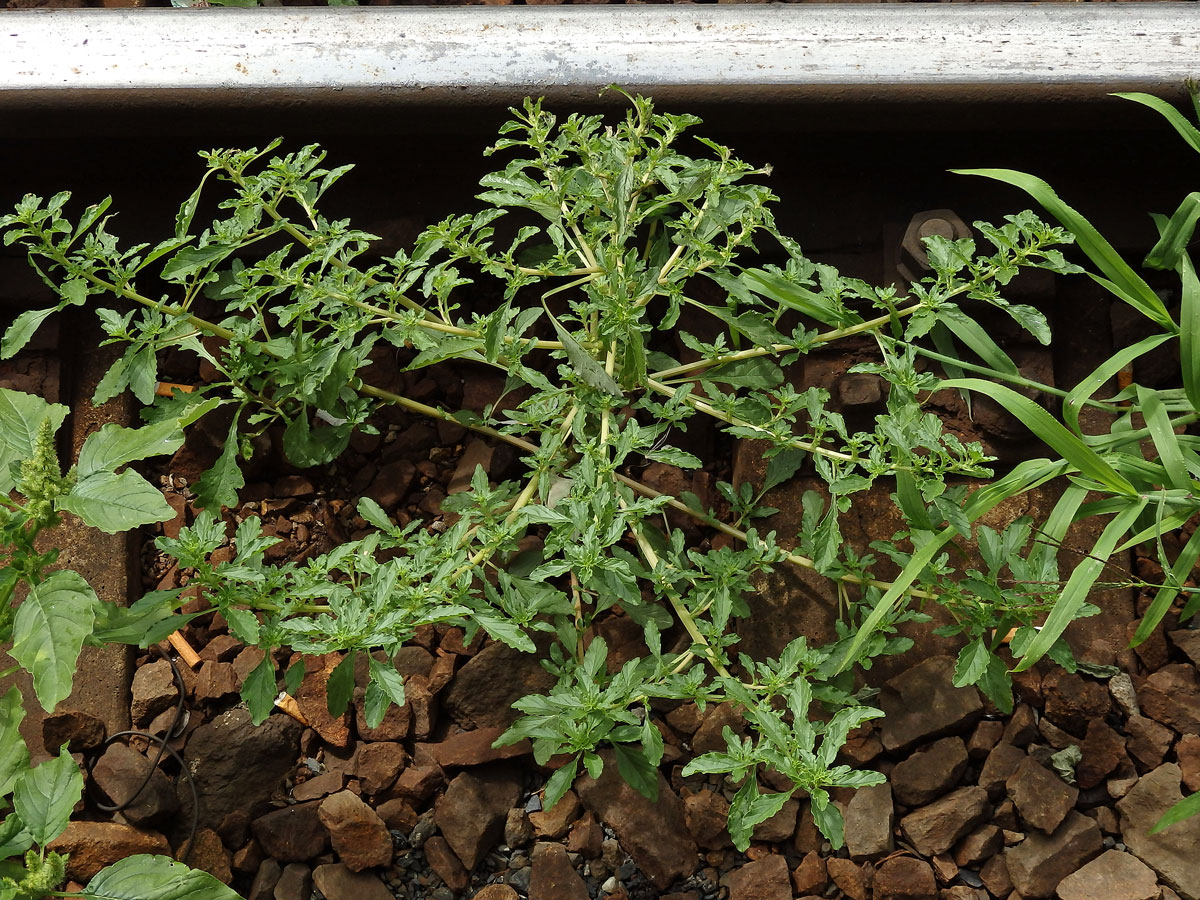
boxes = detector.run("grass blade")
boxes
[1144,193,1200,270]
[1013,497,1148,671]
[1132,523,1200,645]
[1062,332,1172,436]
[953,168,1174,330]
[1114,92,1200,155]
[941,378,1136,496]
[1179,253,1200,412]
[1136,385,1192,491]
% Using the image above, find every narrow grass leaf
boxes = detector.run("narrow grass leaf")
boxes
[953,168,1174,329]
[1114,92,1200,155]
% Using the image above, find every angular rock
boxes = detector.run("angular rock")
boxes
[420,726,531,768]
[424,836,469,893]
[249,859,282,900]
[826,857,871,900]
[529,841,588,900]
[404,674,437,740]
[1003,704,1039,748]
[42,709,105,754]
[576,751,699,890]
[1077,719,1127,789]
[567,812,603,859]
[274,863,312,900]
[953,824,1003,868]
[1007,756,1078,834]
[131,660,179,726]
[1056,849,1160,900]
[389,763,445,804]
[355,741,406,795]
[1043,671,1111,738]
[1126,715,1174,770]
[683,789,731,851]
[751,797,798,844]
[979,853,1012,897]
[1110,672,1141,718]
[194,660,239,703]
[1140,664,1200,736]
[505,807,534,848]
[182,707,301,831]
[441,640,555,729]
[251,801,329,863]
[1116,763,1200,900]
[179,827,233,884]
[354,687,411,742]
[1005,810,1102,899]
[47,821,171,883]
[91,741,178,827]
[318,790,392,872]
[722,854,791,900]
[311,863,394,900]
[899,786,990,857]
[879,656,983,752]
[294,653,352,748]
[844,782,894,859]
[1168,628,1200,666]
[692,703,746,755]
[292,771,344,803]
[376,798,418,832]
[891,737,968,806]
[434,763,523,870]
[872,856,936,900]
[474,887,520,900]
[979,741,1026,800]
[967,719,1005,760]
[529,790,581,840]
[791,851,827,895]
[1177,733,1200,792]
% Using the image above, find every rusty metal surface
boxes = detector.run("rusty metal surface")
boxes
[1,5,1198,111]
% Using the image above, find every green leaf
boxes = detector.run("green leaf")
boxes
[1115,92,1200,155]
[543,756,579,812]
[363,656,406,728]
[643,447,702,469]
[326,652,357,717]
[241,654,277,726]
[551,319,621,397]
[81,854,243,900]
[1013,496,1148,671]
[0,687,30,796]
[1,307,56,360]
[13,746,83,846]
[0,388,68,493]
[702,357,784,390]
[953,168,1174,329]
[809,795,845,850]
[727,779,790,852]
[953,638,990,688]
[0,815,33,860]
[282,412,350,468]
[940,378,1135,496]
[977,653,1014,715]
[161,244,236,282]
[59,469,175,533]
[193,418,244,511]
[1152,789,1200,835]
[11,570,98,712]
[613,743,659,802]
[1177,251,1200,413]
[76,419,187,479]
[1144,192,1200,270]
[1136,385,1191,491]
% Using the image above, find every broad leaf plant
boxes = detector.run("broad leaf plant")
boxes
[3,88,1200,874]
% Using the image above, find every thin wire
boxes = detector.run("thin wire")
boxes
[83,646,200,866]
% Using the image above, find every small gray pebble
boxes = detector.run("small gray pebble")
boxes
[1103,836,1116,849]
[1116,842,1126,851]
[509,853,529,869]
[431,889,453,900]
[615,862,636,881]
[508,868,532,892]
[959,870,983,888]
[525,795,543,812]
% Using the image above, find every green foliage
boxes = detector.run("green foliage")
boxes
[4,88,1199,849]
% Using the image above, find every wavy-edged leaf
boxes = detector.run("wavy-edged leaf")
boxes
[11,570,98,712]
[0,388,68,494]
[13,746,83,845]
[193,418,244,511]
[58,469,175,533]
[241,654,277,726]
[77,418,188,479]
[81,854,242,900]
[941,378,1135,496]
[953,168,1174,329]
[363,655,406,728]
[2,307,57,360]
[0,687,29,796]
